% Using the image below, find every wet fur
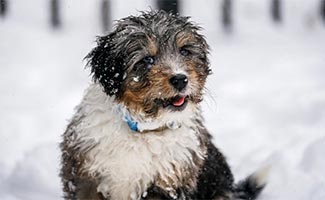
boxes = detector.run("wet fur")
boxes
[60,11,265,200]
[85,11,210,118]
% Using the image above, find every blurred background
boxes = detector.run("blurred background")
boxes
[0,0,325,199]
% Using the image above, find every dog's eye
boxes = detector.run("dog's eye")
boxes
[143,56,155,65]
[180,47,191,56]
[132,56,155,77]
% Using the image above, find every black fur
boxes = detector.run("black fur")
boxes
[194,142,234,199]
[234,174,266,200]
[85,35,126,96]
[142,141,234,200]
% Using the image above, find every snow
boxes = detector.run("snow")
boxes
[0,0,325,199]
[133,76,140,82]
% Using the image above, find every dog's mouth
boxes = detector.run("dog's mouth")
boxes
[154,95,189,111]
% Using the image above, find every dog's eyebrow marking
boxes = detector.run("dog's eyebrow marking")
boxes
[147,36,157,56]
[176,32,195,48]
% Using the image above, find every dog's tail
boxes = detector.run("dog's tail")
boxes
[233,166,269,200]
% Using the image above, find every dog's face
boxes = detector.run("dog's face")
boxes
[86,11,211,119]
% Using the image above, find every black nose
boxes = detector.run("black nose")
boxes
[169,74,188,91]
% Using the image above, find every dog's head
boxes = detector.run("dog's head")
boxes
[86,11,211,120]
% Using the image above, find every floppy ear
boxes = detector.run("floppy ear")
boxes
[85,34,125,96]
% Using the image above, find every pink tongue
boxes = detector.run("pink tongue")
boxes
[172,96,185,107]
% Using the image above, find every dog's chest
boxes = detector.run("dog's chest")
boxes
[80,118,204,200]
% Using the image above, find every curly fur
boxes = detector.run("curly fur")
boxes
[60,10,266,200]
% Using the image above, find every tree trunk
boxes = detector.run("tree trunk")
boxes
[50,0,61,28]
[0,0,7,17]
[271,0,282,23]
[101,0,111,33]
[321,0,325,24]
[157,0,179,15]
[221,0,232,31]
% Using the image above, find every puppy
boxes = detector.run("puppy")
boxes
[60,10,266,200]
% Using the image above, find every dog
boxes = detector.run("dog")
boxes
[60,10,266,200]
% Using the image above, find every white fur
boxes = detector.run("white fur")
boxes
[70,83,205,200]
[252,165,270,187]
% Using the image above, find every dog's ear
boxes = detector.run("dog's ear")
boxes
[85,34,125,96]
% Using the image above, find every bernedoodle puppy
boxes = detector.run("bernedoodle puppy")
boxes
[60,10,267,200]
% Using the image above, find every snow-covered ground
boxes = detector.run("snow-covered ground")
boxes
[0,0,324,199]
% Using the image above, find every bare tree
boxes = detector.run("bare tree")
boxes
[50,0,61,28]
[321,0,325,24]
[271,0,282,23]
[0,0,7,17]
[157,0,179,15]
[221,0,232,31]
[101,0,111,33]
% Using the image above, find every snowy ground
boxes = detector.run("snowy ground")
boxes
[0,0,325,199]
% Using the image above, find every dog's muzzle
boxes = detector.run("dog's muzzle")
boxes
[154,95,189,112]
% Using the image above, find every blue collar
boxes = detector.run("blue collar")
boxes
[124,113,139,132]
[120,106,177,133]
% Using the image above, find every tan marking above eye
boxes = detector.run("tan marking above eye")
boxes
[176,32,195,48]
[147,36,158,55]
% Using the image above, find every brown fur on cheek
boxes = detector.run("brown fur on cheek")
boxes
[185,60,208,103]
[147,66,176,98]
[117,66,176,118]
[117,77,154,116]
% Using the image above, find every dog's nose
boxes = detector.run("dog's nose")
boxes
[169,74,188,91]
